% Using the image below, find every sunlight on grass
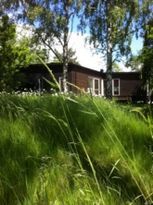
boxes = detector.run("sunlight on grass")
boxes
[0,93,152,204]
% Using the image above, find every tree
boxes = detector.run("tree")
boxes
[53,47,79,64]
[0,15,34,91]
[126,55,142,71]
[112,63,122,72]
[140,19,153,102]
[5,0,81,93]
[80,0,152,99]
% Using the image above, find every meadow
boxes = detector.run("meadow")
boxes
[0,93,153,205]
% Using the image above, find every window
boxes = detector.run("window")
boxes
[88,77,104,96]
[101,79,104,96]
[112,79,120,96]
[94,78,99,95]
[88,78,93,93]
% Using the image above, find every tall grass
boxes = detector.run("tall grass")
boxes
[0,93,153,204]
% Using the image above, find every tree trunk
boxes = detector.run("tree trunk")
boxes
[105,1,113,99]
[106,43,113,99]
[63,40,68,93]
[62,1,69,93]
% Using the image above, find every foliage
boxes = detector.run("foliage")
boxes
[79,0,153,98]
[126,55,142,71]
[112,62,122,72]
[141,20,153,91]
[1,0,153,95]
[130,18,153,101]
[7,0,82,92]
[0,93,153,204]
[0,15,34,91]
[53,47,79,64]
[79,0,136,98]
[31,47,49,63]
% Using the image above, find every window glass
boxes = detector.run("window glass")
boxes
[88,77,101,95]
[114,79,118,87]
[113,79,120,96]
[94,79,99,95]
[95,79,99,89]
[88,78,93,93]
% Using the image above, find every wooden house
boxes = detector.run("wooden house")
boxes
[21,63,145,101]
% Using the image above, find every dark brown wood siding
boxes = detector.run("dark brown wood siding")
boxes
[111,72,142,100]
[75,71,88,91]
[120,79,141,96]
[71,71,104,94]
[21,63,145,101]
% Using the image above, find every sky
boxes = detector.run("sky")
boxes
[69,33,105,71]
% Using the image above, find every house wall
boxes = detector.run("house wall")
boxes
[120,79,141,96]
[20,63,145,101]
[111,73,142,101]
[70,69,104,94]
[75,71,88,91]
[113,79,142,101]
[67,67,143,100]
[67,70,88,93]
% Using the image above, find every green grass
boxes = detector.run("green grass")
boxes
[0,93,153,205]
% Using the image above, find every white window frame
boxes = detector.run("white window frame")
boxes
[101,79,104,96]
[94,78,100,95]
[88,77,104,96]
[87,77,93,94]
[112,79,120,96]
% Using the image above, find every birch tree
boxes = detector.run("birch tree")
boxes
[80,0,152,99]
[2,0,81,93]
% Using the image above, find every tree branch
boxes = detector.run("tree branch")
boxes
[38,34,63,63]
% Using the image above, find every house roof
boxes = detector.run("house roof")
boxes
[22,62,141,79]
[23,62,100,72]
[111,72,141,80]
